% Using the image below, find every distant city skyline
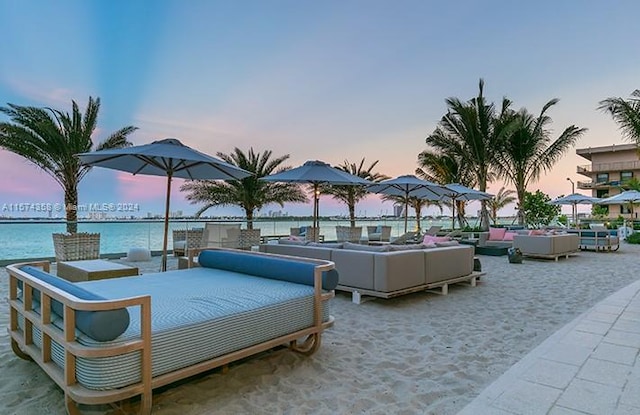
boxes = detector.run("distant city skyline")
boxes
[2,1,638,220]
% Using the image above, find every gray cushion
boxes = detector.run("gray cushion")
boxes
[388,243,426,251]
[342,242,391,252]
[18,266,130,342]
[278,239,308,246]
[307,242,344,249]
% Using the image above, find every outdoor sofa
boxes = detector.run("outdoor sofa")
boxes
[512,233,580,261]
[7,248,337,414]
[566,228,620,252]
[260,239,480,303]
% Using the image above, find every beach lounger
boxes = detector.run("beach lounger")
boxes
[7,248,337,414]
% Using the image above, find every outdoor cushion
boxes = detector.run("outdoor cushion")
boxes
[388,243,426,251]
[306,242,344,249]
[342,242,391,252]
[423,235,451,244]
[198,249,339,290]
[435,240,459,247]
[18,266,130,342]
[503,232,517,241]
[488,227,507,241]
[278,238,307,245]
[528,229,545,236]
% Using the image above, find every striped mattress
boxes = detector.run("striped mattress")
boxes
[25,267,331,390]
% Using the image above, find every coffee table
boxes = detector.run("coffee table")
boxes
[57,259,139,282]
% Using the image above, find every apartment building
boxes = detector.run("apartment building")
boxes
[576,143,640,218]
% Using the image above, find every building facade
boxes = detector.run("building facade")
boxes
[576,143,640,219]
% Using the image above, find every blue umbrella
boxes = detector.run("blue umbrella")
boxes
[261,160,371,239]
[442,184,493,230]
[367,175,448,233]
[550,193,601,228]
[78,138,252,271]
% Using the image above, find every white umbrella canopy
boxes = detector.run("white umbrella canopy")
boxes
[441,183,493,230]
[260,160,371,238]
[598,190,640,222]
[367,175,449,233]
[78,138,252,271]
[549,193,601,228]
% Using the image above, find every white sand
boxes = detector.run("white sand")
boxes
[2,244,640,415]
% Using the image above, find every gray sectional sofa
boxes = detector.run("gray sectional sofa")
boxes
[513,233,580,261]
[259,240,479,303]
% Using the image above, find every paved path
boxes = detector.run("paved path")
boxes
[459,278,640,415]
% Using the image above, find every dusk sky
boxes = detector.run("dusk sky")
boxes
[1,1,638,219]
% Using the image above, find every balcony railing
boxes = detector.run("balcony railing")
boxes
[577,160,640,174]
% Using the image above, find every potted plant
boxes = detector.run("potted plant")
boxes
[0,97,137,260]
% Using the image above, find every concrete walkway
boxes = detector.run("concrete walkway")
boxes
[459,278,640,415]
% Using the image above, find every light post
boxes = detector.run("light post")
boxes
[567,178,575,227]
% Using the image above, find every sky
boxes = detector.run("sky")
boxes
[1,0,639,220]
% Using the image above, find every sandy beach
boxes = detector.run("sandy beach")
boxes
[2,244,640,415]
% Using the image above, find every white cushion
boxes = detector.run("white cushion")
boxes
[126,247,151,262]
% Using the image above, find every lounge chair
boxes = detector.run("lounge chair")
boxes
[390,231,419,245]
[423,225,442,236]
[172,228,204,257]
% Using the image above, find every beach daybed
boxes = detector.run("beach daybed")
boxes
[7,248,337,414]
[260,240,480,303]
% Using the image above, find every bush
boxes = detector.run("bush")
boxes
[626,232,640,244]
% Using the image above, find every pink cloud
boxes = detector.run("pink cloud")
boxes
[0,152,61,200]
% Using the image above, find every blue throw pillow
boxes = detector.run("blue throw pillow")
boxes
[198,250,339,290]
[18,266,130,342]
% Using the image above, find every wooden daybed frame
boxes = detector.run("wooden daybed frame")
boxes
[7,249,335,414]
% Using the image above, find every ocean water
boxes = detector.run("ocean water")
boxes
[0,216,501,261]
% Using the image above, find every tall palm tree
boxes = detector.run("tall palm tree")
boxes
[425,79,511,230]
[320,158,388,226]
[598,89,640,146]
[0,97,137,233]
[180,148,307,229]
[416,150,474,229]
[488,187,516,225]
[494,100,586,225]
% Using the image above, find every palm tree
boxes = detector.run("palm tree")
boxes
[494,100,586,225]
[180,148,307,229]
[0,97,137,233]
[416,150,475,229]
[425,79,513,230]
[320,158,388,226]
[488,187,516,225]
[598,89,640,146]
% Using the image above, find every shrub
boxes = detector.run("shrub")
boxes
[625,232,640,244]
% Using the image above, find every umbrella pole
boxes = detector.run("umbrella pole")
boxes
[404,198,409,234]
[452,198,456,230]
[161,174,172,272]
[313,184,319,242]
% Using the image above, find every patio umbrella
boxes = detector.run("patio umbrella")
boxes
[78,138,252,271]
[441,184,493,230]
[597,190,640,223]
[260,160,371,240]
[367,175,448,233]
[549,193,601,228]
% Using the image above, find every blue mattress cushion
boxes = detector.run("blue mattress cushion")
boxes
[18,266,130,342]
[198,250,339,290]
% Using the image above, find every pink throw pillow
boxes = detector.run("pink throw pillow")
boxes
[528,229,545,236]
[423,235,450,245]
[289,235,303,241]
[488,227,507,241]
[503,231,517,241]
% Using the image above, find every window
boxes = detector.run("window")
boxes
[596,189,609,198]
[596,173,609,184]
[621,205,632,214]
[621,171,633,183]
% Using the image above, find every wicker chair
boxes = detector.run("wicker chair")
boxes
[366,226,392,242]
[336,226,363,242]
[238,229,261,250]
[172,228,204,257]
[52,232,100,262]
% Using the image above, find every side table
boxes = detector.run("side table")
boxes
[57,259,139,282]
